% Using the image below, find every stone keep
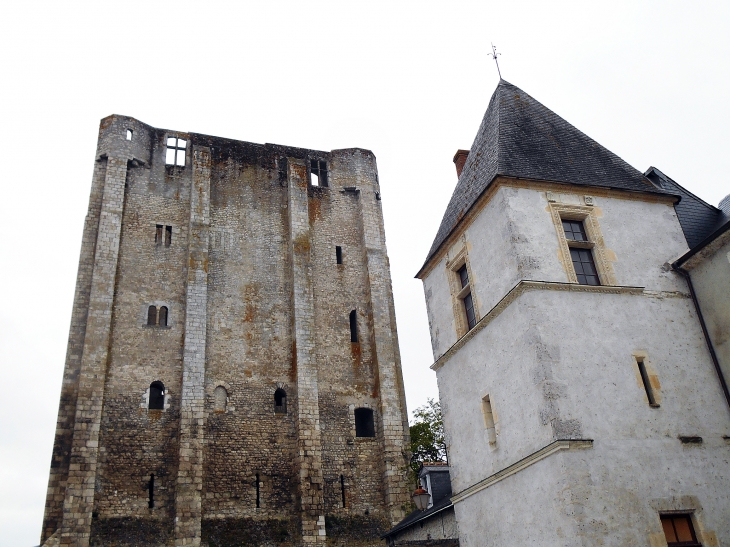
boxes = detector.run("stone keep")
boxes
[41,115,410,547]
[417,80,730,546]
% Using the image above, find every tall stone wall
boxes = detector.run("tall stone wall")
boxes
[41,116,410,547]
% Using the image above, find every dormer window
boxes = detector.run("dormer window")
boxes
[166,137,187,166]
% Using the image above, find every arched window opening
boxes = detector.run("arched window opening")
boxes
[159,306,168,327]
[349,310,358,343]
[354,407,375,437]
[214,386,227,412]
[274,388,287,414]
[148,474,155,508]
[147,305,157,326]
[149,381,165,410]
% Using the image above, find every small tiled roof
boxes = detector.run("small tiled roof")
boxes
[645,167,728,249]
[419,80,673,275]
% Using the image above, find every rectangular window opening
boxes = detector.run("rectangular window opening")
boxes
[166,137,187,167]
[255,473,260,508]
[349,310,358,343]
[660,514,700,546]
[340,475,346,508]
[482,395,497,444]
[336,246,343,265]
[636,357,657,406]
[155,225,163,245]
[562,218,600,286]
[126,129,133,141]
[165,225,172,247]
[310,159,328,187]
[148,474,155,509]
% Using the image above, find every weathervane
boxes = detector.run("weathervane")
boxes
[491,43,502,79]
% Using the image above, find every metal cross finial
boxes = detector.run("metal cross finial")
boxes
[491,43,502,79]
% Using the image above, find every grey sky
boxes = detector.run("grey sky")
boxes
[1,1,728,544]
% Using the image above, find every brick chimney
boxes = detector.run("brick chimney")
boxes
[453,149,469,177]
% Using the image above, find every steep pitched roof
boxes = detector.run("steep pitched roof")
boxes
[419,80,673,274]
[645,167,728,249]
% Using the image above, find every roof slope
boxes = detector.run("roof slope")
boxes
[645,167,727,249]
[420,80,672,273]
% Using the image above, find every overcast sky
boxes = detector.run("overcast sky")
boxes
[1,1,728,545]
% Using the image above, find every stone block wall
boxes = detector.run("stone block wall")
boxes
[41,116,410,547]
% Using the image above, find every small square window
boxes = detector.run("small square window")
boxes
[166,137,187,167]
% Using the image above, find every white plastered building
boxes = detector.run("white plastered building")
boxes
[416,80,730,547]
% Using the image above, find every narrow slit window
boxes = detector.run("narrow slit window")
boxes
[660,514,700,546]
[166,137,187,166]
[148,474,154,508]
[155,225,163,245]
[340,475,346,508]
[310,159,328,187]
[255,473,260,508]
[147,305,157,326]
[349,310,358,343]
[126,129,133,141]
[158,306,168,327]
[636,357,658,406]
[149,381,165,410]
[354,407,375,437]
[336,246,343,265]
[482,395,497,444]
[165,226,172,247]
[274,388,287,414]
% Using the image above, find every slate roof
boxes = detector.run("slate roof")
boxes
[645,167,728,249]
[381,494,453,539]
[419,80,674,275]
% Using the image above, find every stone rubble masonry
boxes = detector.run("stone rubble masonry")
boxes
[41,115,410,547]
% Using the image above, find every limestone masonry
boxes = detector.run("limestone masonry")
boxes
[41,116,411,547]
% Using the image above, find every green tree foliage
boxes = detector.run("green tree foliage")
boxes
[409,398,447,484]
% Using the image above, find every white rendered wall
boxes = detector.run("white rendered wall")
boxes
[687,234,730,385]
[423,183,730,546]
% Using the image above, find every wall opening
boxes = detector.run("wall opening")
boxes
[149,381,165,410]
[340,474,346,508]
[148,474,154,508]
[255,473,260,508]
[274,388,287,414]
[336,246,343,265]
[126,129,133,141]
[158,306,168,327]
[310,159,328,187]
[155,225,163,245]
[481,395,497,445]
[214,386,227,412]
[349,310,358,343]
[166,137,186,166]
[636,357,658,406]
[165,225,172,246]
[354,408,375,437]
[147,306,157,326]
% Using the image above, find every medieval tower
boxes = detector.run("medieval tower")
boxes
[41,115,411,547]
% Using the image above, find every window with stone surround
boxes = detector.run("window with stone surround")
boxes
[446,247,479,338]
[147,305,157,326]
[146,305,170,327]
[548,198,616,286]
[310,159,328,187]
[660,514,700,546]
[165,136,186,167]
[214,386,227,413]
